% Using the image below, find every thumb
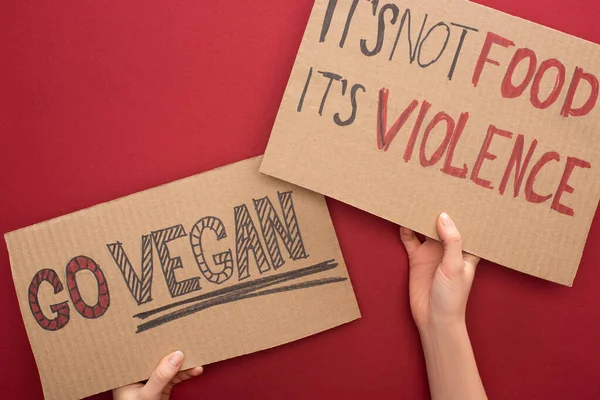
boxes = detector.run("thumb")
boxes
[437,212,464,278]
[142,351,184,397]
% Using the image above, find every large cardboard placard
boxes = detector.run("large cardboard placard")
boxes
[5,157,360,399]
[261,0,600,285]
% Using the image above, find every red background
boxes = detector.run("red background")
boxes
[1,0,599,399]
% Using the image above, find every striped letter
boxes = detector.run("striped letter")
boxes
[254,192,309,269]
[28,269,70,331]
[107,235,154,305]
[234,204,271,280]
[189,217,234,285]
[152,225,201,298]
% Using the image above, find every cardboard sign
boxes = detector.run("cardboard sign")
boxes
[5,157,360,399]
[261,0,600,286]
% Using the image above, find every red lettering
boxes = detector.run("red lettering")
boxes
[377,88,419,151]
[441,112,470,178]
[66,256,110,319]
[551,157,592,216]
[525,152,560,203]
[471,125,513,190]
[501,48,537,98]
[419,112,455,167]
[403,101,431,162]
[28,269,70,331]
[472,32,515,87]
[561,67,599,118]
[499,134,538,197]
[531,59,566,109]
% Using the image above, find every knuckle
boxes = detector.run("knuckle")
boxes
[445,231,462,243]
[400,232,413,241]
[154,367,171,384]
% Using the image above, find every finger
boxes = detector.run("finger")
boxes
[399,226,421,257]
[463,252,480,268]
[437,212,464,277]
[171,367,204,385]
[143,351,184,397]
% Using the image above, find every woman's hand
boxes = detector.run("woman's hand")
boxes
[400,213,486,400]
[113,351,203,400]
[400,212,480,330]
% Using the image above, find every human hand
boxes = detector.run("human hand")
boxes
[113,351,203,400]
[400,212,480,330]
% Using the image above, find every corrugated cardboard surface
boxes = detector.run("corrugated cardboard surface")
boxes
[5,156,360,399]
[261,0,600,285]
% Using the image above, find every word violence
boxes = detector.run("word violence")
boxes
[27,192,309,332]
[376,88,591,217]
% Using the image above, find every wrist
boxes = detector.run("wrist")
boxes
[418,318,468,343]
[417,319,486,400]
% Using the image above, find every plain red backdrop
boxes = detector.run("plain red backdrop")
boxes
[1,0,599,399]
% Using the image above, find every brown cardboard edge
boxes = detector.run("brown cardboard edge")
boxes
[258,166,578,287]
[3,237,48,387]
[465,0,600,48]
[90,311,362,399]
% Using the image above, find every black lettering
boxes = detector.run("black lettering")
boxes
[234,204,271,280]
[253,192,309,269]
[151,225,201,297]
[107,235,154,305]
[370,0,380,16]
[448,23,479,80]
[334,83,366,126]
[318,71,343,116]
[189,217,234,285]
[389,9,429,62]
[417,22,450,68]
[320,0,338,43]
[360,4,400,57]
[339,0,359,48]
[297,67,313,112]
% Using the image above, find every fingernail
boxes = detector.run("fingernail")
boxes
[169,351,184,367]
[440,212,454,227]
